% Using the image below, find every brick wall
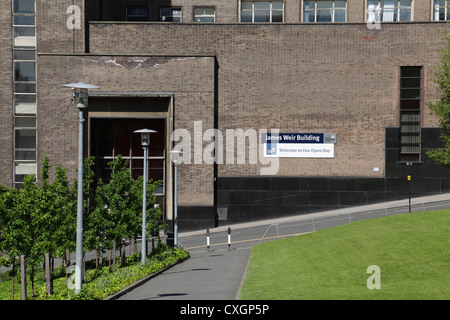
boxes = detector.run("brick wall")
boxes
[37,54,216,207]
[37,0,85,53]
[0,1,13,188]
[89,22,447,179]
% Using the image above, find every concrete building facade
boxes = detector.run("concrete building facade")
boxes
[1,0,449,231]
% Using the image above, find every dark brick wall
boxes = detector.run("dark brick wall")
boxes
[214,128,450,227]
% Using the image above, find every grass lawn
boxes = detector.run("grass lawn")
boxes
[239,210,450,300]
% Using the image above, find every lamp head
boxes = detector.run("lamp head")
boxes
[169,150,183,165]
[134,129,157,147]
[63,82,100,109]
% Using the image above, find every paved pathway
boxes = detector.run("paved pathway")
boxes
[116,247,250,300]
[114,192,450,300]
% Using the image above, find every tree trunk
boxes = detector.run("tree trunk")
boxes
[83,255,86,282]
[20,255,27,300]
[108,247,112,273]
[45,253,53,296]
[11,259,15,300]
[99,244,103,268]
[112,240,116,272]
[65,249,70,282]
[30,266,35,297]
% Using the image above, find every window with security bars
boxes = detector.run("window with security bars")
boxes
[400,66,422,162]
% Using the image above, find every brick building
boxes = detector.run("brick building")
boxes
[1,0,449,231]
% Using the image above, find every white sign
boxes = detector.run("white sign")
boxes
[263,143,334,158]
[262,133,335,158]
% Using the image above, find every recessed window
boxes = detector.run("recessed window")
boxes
[14,117,36,128]
[13,0,35,14]
[14,118,36,161]
[13,15,35,26]
[303,1,346,22]
[400,66,422,162]
[13,26,35,48]
[14,94,36,114]
[14,162,37,183]
[91,118,166,195]
[15,129,36,149]
[433,0,450,20]
[15,83,36,93]
[126,7,148,21]
[14,62,36,82]
[161,8,182,22]
[13,50,35,60]
[194,7,215,22]
[241,1,284,23]
[367,0,412,22]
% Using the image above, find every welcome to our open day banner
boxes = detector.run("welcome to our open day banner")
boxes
[262,133,336,158]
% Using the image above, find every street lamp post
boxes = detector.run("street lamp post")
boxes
[134,129,156,266]
[63,82,99,294]
[169,150,182,248]
[406,161,412,212]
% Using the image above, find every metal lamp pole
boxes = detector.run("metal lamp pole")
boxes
[134,129,156,266]
[406,161,412,212]
[63,82,99,294]
[169,150,182,248]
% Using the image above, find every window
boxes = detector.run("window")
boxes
[91,118,166,195]
[367,0,412,22]
[303,1,346,22]
[14,122,36,161]
[241,1,284,23]
[161,8,182,22]
[126,7,148,21]
[194,7,215,22]
[14,60,37,114]
[14,94,36,114]
[13,0,36,187]
[13,0,35,14]
[14,62,35,82]
[13,0,35,48]
[400,66,422,162]
[434,0,450,20]
[14,162,37,184]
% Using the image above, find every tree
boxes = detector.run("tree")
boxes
[0,175,41,299]
[0,156,77,298]
[427,33,450,168]
[93,155,164,269]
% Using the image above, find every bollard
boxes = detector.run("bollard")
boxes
[206,229,210,252]
[228,227,231,251]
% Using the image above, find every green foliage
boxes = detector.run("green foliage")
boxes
[30,247,189,300]
[92,155,164,254]
[427,33,450,168]
[0,247,189,300]
[0,153,164,299]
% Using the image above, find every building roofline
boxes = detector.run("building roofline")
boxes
[88,21,450,26]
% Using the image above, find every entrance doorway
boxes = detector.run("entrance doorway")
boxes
[90,118,166,195]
